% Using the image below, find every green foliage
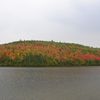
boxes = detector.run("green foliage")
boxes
[0,40,100,67]
[11,53,58,66]
[0,55,13,66]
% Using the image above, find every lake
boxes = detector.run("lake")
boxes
[0,67,100,100]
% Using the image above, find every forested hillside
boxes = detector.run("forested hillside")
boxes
[0,40,100,66]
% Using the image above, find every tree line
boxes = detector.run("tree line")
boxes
[0,40,100,66]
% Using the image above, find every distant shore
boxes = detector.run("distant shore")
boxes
[0,40,100,67]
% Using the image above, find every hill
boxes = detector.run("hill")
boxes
[0,40,100,66]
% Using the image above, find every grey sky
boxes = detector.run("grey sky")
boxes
[0,0,100,47]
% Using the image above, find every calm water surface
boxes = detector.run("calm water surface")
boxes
[0,67,100,100]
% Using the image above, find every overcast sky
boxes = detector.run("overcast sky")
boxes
[0,0,100,47]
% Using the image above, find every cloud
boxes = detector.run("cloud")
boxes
[0,0,100,47]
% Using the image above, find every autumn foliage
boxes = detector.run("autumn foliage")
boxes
[0,40,100,66]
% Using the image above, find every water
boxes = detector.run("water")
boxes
[0,67,100,100]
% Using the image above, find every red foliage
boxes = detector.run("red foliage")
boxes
[80,54,100,61]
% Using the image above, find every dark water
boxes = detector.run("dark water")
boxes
[0,67,100,100]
